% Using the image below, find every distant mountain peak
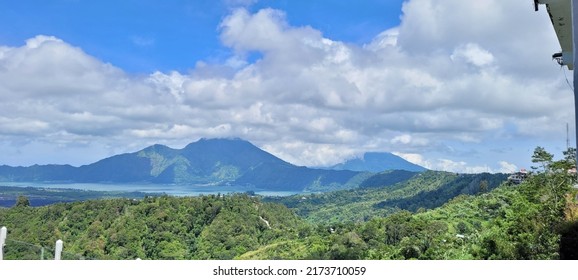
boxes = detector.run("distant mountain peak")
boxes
[185,137,254,149]
[331,152,427,172]
[197,137,247,143]
[141,143,174,152]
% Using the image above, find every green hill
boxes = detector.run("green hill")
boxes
[240,170,576,260]
[0,185,156,207]
[265,171,507,223]
[0,194,306,260]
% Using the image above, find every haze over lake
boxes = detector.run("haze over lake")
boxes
[0,182,301,197]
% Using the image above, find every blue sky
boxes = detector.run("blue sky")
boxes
[1,0,403,73]
[0,0,573,173]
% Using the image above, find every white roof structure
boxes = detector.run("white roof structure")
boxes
[535,0,573,69]
[535,0,578,170]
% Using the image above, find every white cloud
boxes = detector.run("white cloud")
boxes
[366,28,399,50]
[262,141,357,167]
[393,152,427,166]
[219,8,322,55]
[392,134,412,145]
[451,43,495,67]
[498,161,518,173]
[0,1,571,171]
[393,152,515,174]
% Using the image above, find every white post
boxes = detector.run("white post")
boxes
[570,0,578,168]
[54,239,63,260]
[0,226,7,260]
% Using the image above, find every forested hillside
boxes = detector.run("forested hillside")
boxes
[0,194,306,260]
[0,186,155,207]
[241,166,577,260]
[265,171,507,223]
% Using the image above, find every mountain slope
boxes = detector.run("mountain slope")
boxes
[265,171,508,223]
[0,194,305,260]
[0,164,76,182]
[0,138,363,191]
[331,152,427,172]
[241,172,571,260]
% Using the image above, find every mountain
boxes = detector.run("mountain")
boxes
[331,152,427,172]
[0,138,362,191]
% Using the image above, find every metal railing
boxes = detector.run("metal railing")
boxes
[0,226,85,260]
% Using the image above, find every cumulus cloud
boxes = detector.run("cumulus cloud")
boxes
[393,152,517,174]
[0,35,182,161]
[498,161,518,173]
[0,0,571,170]
[450,43,495,67]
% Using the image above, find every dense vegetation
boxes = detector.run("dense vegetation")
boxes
[0,194,305,260]
[241,154,577,259]
[0,186,156,207]
[1,147,576,260]
[265,171,507,223]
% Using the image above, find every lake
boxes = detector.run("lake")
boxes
[0,182,301,197]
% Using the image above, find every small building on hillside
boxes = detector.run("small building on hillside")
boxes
[507,168,528,185]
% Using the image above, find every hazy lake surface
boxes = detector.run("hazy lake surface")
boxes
[0,182,300,197]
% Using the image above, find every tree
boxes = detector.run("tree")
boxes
[531,146,553,172]
[479,180,489,193]
[14,195,30,207]
[550,147,577,178]
[563,147,576,166]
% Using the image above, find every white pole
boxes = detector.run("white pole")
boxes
[0,226,7,260]
[570,0,578,168]
[54,239,63,260]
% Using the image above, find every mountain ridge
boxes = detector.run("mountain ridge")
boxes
[331,152,427,172]
[0,138,362,191]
